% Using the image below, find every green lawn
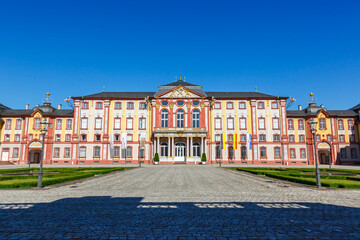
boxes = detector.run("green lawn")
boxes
[229,167,360,188]
[0,167,133,189]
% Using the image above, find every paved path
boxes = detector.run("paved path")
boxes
[1,165,360,239]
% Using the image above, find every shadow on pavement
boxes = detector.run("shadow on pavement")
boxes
[1,197,359,239]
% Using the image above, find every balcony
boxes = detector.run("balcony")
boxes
[153,127,207,137]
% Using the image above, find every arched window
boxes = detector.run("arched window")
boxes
[177,109,184,127]
[193,142,200,157]
[161,110,168,127]
[192,109,200,128]
[161,142,168,156]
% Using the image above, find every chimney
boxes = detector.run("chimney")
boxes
[26,104,29,110]
[298,105,302,111]
[58,104,62,110]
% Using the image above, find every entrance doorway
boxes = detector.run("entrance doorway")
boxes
[175,142,186,162]
[29,150,41,163]
[319,150,331,164]
[1,149,9,161]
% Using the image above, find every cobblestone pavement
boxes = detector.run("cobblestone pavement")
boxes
[1,165,360,239]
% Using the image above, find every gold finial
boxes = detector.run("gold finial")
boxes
[46,92,50,96]
[310,93,314,97]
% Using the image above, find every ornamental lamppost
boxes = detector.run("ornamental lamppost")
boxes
[37,119,50,188]
[308,119,321,188]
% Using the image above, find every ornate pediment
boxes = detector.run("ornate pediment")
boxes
[161,87,202,98]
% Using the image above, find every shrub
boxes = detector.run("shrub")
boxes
[201,153,207,162]
[154,153,159,162]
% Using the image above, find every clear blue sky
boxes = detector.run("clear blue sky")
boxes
[1,0,359,110]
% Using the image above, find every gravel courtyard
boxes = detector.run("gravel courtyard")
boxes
[1,165,360,239]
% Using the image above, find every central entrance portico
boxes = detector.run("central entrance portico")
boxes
[153,127,207,164]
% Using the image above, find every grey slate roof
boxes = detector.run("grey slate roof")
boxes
[155,80,207,97]
[76,92,155,99]
[286,109,358,117]
[0,108,73,117]
[349,104,360,112]
[206,92,279,99]
[0,103,10,111]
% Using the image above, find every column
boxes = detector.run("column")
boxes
[187,137,189,156]
[167,137,171,157]
[201,137,204,155]
[157,137,160,154]
[172,137,175,157]
[190,137,193,157]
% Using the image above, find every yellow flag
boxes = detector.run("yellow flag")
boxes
[234,134,238,149]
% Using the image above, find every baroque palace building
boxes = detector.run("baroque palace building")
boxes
[0,77,359,165]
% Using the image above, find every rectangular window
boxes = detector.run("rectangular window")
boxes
[214,102,221,109]
[338,120,344,130]
[64,148,70,158]
[290,149,296,158]
[127,102,134,109]
[15,119,21,130]
[340,148,347,159]
[289,135,294,142]
[258,118,265,129]
[227,118,234,129]
[339,135,345,142]
[351,149,357,159]
[327,135,332,142]
[259,134,266,142]
[139,148,145,158]
[14,134,20,142]
[55,135,61,142]
[82,102,89,109]
[271,102,278,109]
[239,118,246,130]
[239,102,246,109]
[126,134,133,141]
[80,147,86,157]
[81,118,88,129]
[288,119,294,130]
[65,134,71,142]
[240,134,246,142]
[241,147,247,158]
[5,119,12,130]
[56,119,62,130]
[348,120,354,130]
[273,118,279,129]
[54,148,60,158]
[29,134,33,141]
[126,146,132,157]
[13,148,19,158]
[115,102,122,109]
[114,147,120,157]
[139,118,146,129]
[227,102,233,109]
[216,146,221,158]
[258,102,264,109]
[4,135,10,141]
[215,118,221,129]
[316,135,320,142]
[81,134,87,141]
[95,134,101,141]
[114,118,121,129]
[66,119,72,129]
[300,149,306,158]
[215,134,221,142]
[114,134,120,141]
[139,102,147,109]
[34,118,41,129]
[319,119,326,130]
[299,135,305,142]
[273,134,280,142]
[298,120,304,130]
[126,118,133,129]
[228,134,233,142]
[260,147,267,158]
[228,147,234,159]
[96,102,103,109]
[95,118,102,129]
[94,147,100,157]
[274,147,281,158]
[350,135,355,142]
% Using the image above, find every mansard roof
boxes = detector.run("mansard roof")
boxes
[0,108,73,117]
[349,103,360,113]
[286,108,358,117]
[155,79,207,97]
[76,92,156,99]
[205,92,280,99]
[0,103,10,111]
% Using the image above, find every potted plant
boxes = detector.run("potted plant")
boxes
[201,153,207,165]
[154,153,159,165]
